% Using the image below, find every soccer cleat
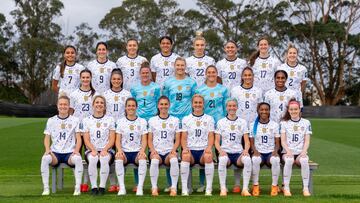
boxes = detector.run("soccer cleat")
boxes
[220,188,227,196]
[303,189,311,197]
[196,185,205,193]
[283,189,292,197]
[73,187,81,196]
[108,185,119,192]
[80,184,89,192]
[151,188,159,196]
[169,188,177,196]
[164,186,171,192]
[205,190,212,196]
[181,191,189,196]
[132,186,137,192]
[91,188,99,196]
[98,187,105,196]
[42,188,50,196]
[232,185,241,193]
[270,185,279,196]
[117,188,126,196]
[252,185,260,196]
[136,188,143,196]
[241,189,251,196]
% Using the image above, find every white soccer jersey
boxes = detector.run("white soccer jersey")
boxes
[182,114,215,150]
[103,89,131,120]
[215,117,249,154]
[280,118,312,155]
[44,115,81,154]
[264,88,302,123]
[116,55,148,91]
[116,117,148,152]
[249,120,280,154]
[69,89,97,121]
[230,85,263,125]
[81,115,115,151]
[252,56,281,92]
[277,63,307,100]
[186,55,215,86]
[216,58,247,90]
[52,63,85,96]
[87,59,117,94]
[148,115,181,155]
[150,52,180,88]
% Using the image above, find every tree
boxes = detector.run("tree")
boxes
[10,0,64,103]
[287,0,360,105]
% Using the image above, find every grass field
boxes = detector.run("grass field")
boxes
[0,117,360,202]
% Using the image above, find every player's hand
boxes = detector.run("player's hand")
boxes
[253,150,260,157]
[219,150,227,157]
[115,150,124,159]
[285,150,293,157]
[271,151,279,157]
[299,151,307,158]
[139,150,146,157]
[182,148,189,154]
[91,150,98,156]
[44,150,52,155]
[170,149,177,155]
[205,147,212,154]
[150,150,158,157]
[100,150,108,157]
[72,150,80,156]
[241,150,250,157]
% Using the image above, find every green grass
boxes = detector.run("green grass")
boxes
[0,118,360,202]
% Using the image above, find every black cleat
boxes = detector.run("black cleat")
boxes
[91,188,99,196]
[98,187,105,196]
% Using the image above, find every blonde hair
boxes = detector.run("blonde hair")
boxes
[174,57,186,65]
[192,94,204,103]
[92,95,107,114]
[193,31,206,44]
[285,43,298,62]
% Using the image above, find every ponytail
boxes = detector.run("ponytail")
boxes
[80,69,96,97]
[60,45,77,78]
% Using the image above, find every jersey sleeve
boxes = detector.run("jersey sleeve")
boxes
[181,117,188,132]
[52,65,61,80]
[243,121,249,134]
[248,122,254,138]
[162,81,169,97]
[81,119,89,133]
[130,87,137,98]
[43,119,51,135]
[279,121,286,134]
[154,85,161,102]
[174,117,181,133]
[150,56,156,73]
[305,120,312,135]
[69,92,76,109]
[208,116,215,132]
[273,123,280,138]
[109,117,116,131]
[140,119,148,135]
[74,117,81,133]
[214,120,222,135]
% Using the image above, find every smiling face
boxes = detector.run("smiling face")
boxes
[241,68,254,86]
[226,100,238,116]
[258,103,270,121]
[140,67,151,83]
[64,47,76,63]
[258,39,269,56]
[57,98,70,115]
[160,38,172,54]
[96,44,107,60]
[275,71,287,89]
[126,40,138,56]
[93,96,106,114]
[111,73,122,89]
[287,47,298,64]
[206,66,218,83]
[224,42,237,58]
[125,99,137,117]
[288,103,300,119]
[192,96,204,114]
[175,59,186,76]
[80,71,91,87]
[158,98,170,115]
[194,38,206,56]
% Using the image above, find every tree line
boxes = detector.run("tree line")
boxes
[0,0,359,105]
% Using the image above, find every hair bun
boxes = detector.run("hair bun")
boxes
[195,31,203,37]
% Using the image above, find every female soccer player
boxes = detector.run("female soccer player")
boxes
[249,37,281,92]
[216,40,247,90]
[163,57,197,121]
[114,98,148,196]
[249,102,281,196]
[264,70,301,123]
[116,39,148,91]
[186,32,216,86]
[148,96,181,196]
[40,96,83,196]
[82,95,116,196]
[215,98,252,197]
[277,44,308,103]
[150,36,180,88]
[87,42,117,94]
[131,62,161,121]
[230,67,263,125]
[280,99,312,197]
[195,65,228,124]
[180,94,215,196]
[52,45,85,96]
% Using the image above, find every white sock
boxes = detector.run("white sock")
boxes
[115,160,125,190]
[83,166,89,184]
[299,157,310,191]
[205,162,214,192]
[150,159,160,189]
[270,156,280,186]
[109,164,117,186]
[170,157,179,189]
[283,156,294,191]
[218,156,228,190]
[87,154,99,189]
[137,159,147,190]
[241,156,252,190]
[40,154,52,190]
[180,161,190,193]
[99,155,110,188]
[70,154,83,189]
[251,156,262,186]
[234,168,241,186]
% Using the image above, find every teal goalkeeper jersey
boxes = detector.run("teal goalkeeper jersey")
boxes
[162,76,197,120]
[130,81,161,121]
[195,83,229,123]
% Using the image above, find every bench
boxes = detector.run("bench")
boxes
[51,160,319,194]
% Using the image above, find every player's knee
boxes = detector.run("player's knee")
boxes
[204,153,213,163]
[284,156,294,165]
[299,156,309,166]
[270,156,280,165]
[181,153,190,162]
[242,155,251,166]
[42,154,52,163]
[252,156,262,165]
[151,158,160,166]
[100,154,110,163]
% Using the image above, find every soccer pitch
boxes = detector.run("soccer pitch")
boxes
[0,117,359,202]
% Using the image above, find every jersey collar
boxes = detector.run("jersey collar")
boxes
[226,115,238,121]
[126,116,138,121]
[259,119,270,124]
[126,54,138,59]
[259,55,270,60]
[286,62,298,68]
[225,57,237,62]
[96,58,108,64]
[158,115,169,120]
[290,118,301,122]
[193,54,205,59]
[161,52,172,57]
[192,113,204,117]
[92,114,105,119]
[57,114,70,120]
[275,87,287,92]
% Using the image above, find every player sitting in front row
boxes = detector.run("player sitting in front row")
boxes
[249,102,281,196]
[40,96,83,196]
[280,99,312,197]
[148,96,181,196]
[82,95,116,195]
[215,98,252,196]
[114,98,148,196]
[180,94,215,196]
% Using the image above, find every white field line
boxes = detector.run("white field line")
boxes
[0,174,360,177]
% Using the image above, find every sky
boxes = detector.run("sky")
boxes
[0,0,197,35]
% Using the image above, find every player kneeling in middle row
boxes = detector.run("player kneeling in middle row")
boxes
[249,102,281,196]
[148,96,181,196]
[115,98,148,196]
[215,98,252,196]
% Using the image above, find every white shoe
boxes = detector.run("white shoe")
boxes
[182,191,189,196]
[42,188,50,196]
[205,190,212,196]
[117,188,126,196]
[164,186,171,192]
[136,189,143,196]
[196,185,205,193]
[73,188,81,196]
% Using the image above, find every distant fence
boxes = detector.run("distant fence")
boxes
[0,101,359,118]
